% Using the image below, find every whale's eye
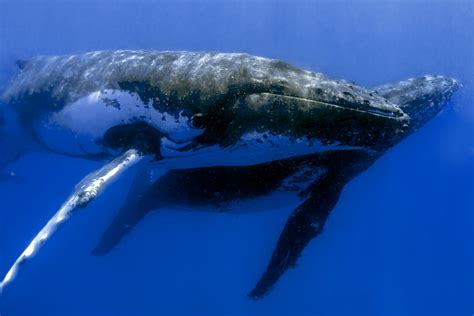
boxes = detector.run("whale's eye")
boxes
[189,113,205,129]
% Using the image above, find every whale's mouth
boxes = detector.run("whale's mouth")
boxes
[246,93,409,121]
[234,92,412,152]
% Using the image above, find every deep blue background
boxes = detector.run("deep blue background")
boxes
[0,0,473,315]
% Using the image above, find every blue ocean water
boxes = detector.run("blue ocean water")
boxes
[0,0,472,315]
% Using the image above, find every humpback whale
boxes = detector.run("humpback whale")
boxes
[0,50,459,298]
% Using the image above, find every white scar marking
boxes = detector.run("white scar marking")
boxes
[0,149,144,293]
[40,90,203,156]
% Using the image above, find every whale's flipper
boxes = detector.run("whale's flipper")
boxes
[93,161,305,255]
[248,151,374,299]
[0,149,145,292]
[92,150,374,298]
[248,172,343,299]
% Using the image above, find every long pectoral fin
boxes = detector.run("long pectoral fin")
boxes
[0,149,145,292]
[248,173,344,299]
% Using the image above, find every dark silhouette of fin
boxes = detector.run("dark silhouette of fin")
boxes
[248,151,374,299]
[247,172,344,299]
[92,150,375,299]
[92,165,158,255]
[93,158,305,255]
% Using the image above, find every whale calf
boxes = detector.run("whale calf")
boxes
[0,50,459,297]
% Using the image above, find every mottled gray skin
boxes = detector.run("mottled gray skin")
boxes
[3,51,399,114]
[2,51,409,154]
[0,50,459,299]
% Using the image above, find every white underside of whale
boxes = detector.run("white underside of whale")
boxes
[36,89,204,156]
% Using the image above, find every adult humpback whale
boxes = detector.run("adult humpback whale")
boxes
[0,50,459,298]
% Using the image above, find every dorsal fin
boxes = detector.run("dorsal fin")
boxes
[16,59,29,70]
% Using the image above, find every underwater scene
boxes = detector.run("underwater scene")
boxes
[0,0,472,315]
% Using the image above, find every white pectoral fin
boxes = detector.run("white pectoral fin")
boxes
[0,149,146,292]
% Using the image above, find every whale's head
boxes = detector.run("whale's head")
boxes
[375,75,460,134]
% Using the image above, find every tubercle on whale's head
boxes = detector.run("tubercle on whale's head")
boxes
[375,75,460,133]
